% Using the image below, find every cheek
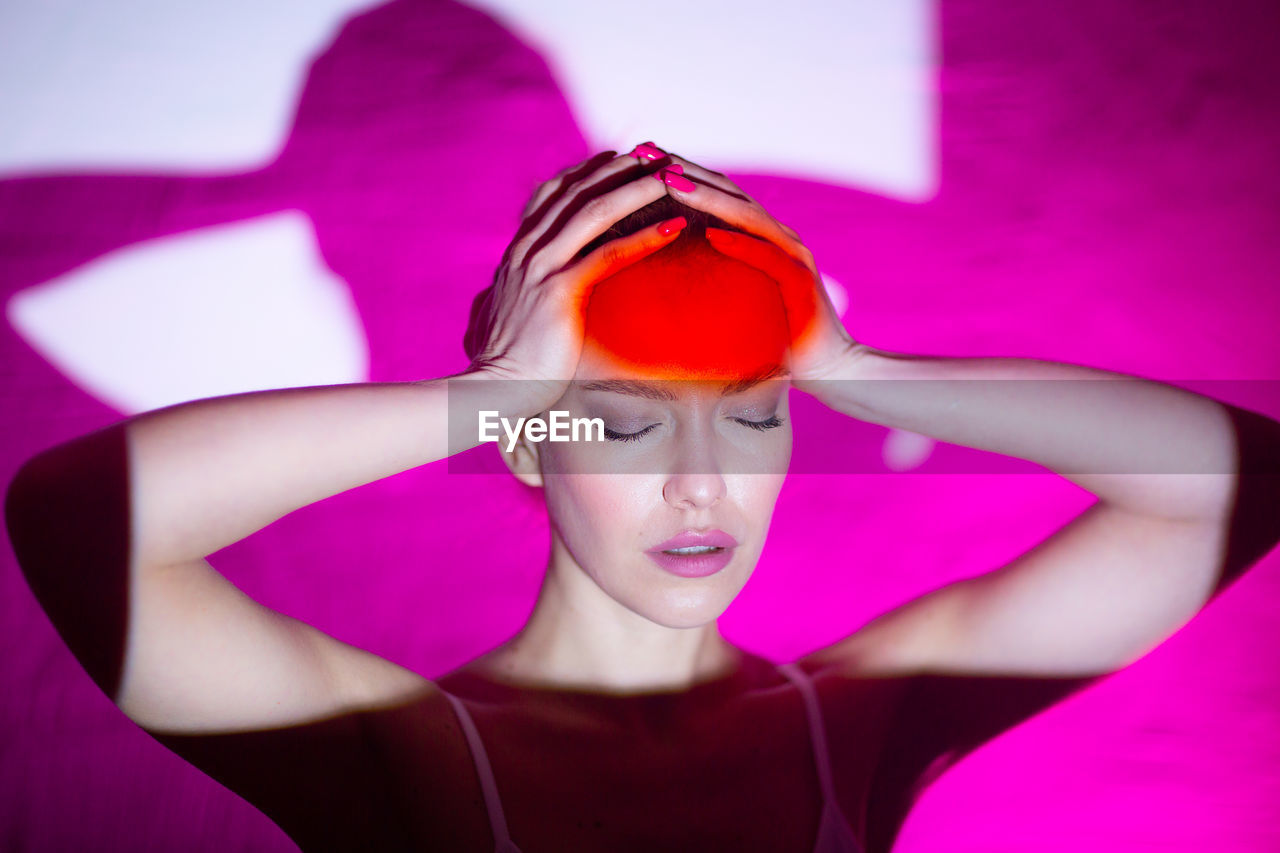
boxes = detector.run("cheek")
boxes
[542,470,651,548]
[726,423,792,478]
[730,473,787,525]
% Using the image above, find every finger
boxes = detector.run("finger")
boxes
[775,220,802,242]
[462,282,497,363]
[520,150,616,223]
[524,160,672,280]
[513,150,618,258]
[656,149,803,242]
[551,216,689,309]
[671,178,813,270]
[652,149,754,202]
[626,142,748,199]
[703,227,823,345]
[511,152,668,270]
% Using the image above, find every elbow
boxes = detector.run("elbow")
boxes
[6,446,70,574]
[5,428,134,700]
[1208,405,1280,600]
[7,426,134,579]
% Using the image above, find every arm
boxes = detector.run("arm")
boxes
[5,375,519,732]
[653,148,1278,841]
[5,149,686,735]
[653,147,1279,679]
[801,348,1278,844]
[804,346,1279,677]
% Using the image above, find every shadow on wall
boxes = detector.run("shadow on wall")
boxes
[3,1,1280,851]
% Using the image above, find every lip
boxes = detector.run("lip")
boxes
[649,529,739,551]
[645,529,738,579]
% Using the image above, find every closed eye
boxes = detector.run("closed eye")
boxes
[736,415,785,431]
[603,425,657,442]
[603,416,785,443]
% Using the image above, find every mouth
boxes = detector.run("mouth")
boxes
[649,529,739,552]
[644,545,736,578]
[660,545,726,556]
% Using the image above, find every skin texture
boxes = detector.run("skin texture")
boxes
[487,260,796,692]
[461,147,835,693]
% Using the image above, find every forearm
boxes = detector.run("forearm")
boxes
[812,346,1243,521]
[14,370,522,569]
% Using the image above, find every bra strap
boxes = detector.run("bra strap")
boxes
[777,662,840,804]
[441,690,518,851]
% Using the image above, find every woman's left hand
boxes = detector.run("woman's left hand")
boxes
[645,146,863,392]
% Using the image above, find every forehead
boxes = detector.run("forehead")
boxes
[571,346,790,400]
[580,236,790,381]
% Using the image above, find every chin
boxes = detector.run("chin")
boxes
[633,587,739,630]
[636,608,724,631]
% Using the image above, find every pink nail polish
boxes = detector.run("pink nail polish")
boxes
[657,215,687,236]
[662,170,696,193]
[649,164,684,184]
[629,142,665,160]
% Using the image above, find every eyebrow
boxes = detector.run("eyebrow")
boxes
[580,365,790,400]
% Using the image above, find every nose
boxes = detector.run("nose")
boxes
[661,435,727,510]
[662,472,725,510]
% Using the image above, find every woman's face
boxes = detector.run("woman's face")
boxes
[530,239,794,629]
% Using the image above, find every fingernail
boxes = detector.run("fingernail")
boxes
[657,216,687,236]
[648,163,684,184]
[661,169,696,193]
[629,142,665,160]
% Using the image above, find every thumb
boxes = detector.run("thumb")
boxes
[563,215,689,292]
[704,227,821,347]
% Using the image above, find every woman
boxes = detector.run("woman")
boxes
[7,142,1278,852]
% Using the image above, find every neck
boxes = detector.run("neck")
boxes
[477,542,744,695]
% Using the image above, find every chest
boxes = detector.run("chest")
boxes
[365,689,871,852]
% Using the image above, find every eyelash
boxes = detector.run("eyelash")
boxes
[603,415,786,443]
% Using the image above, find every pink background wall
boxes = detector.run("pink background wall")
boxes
[2,1,1278,849]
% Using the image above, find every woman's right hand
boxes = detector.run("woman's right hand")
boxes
[464,149,688,414]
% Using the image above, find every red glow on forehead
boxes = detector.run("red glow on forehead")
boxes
[583,236,795,379]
